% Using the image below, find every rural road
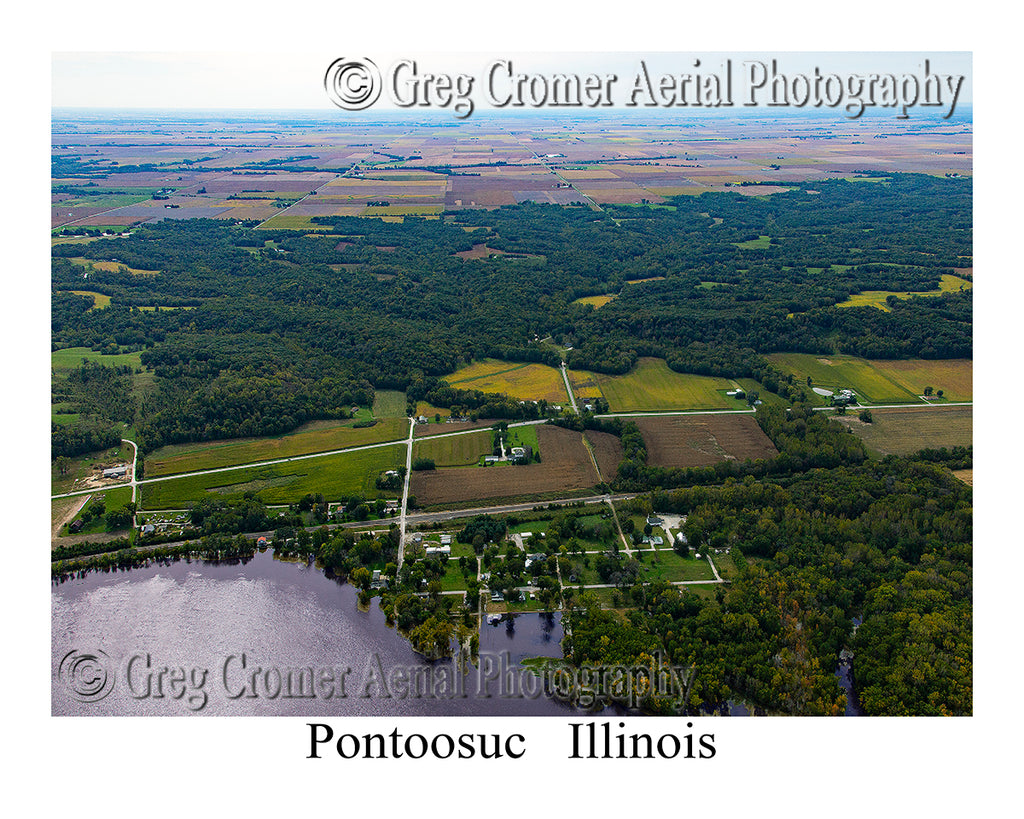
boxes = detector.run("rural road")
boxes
[397,417,415,569]
[560,362,579,414]
[50,402,973,503]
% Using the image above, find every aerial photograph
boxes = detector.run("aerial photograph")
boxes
[49,51,972,722]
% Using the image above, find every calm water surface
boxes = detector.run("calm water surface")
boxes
[52,550,580,716]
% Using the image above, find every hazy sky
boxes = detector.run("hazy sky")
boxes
[52,51,971,113]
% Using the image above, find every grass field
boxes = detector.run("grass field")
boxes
[573,295,616,309]
[140,444,406,508]
[637,549,716,583]
[62,290,111,309]
[445,358,569,403]
[52,347,143,370]
[833,406,972,457]
[734,235,771,249]
[69,257,160,276]
[144,417,408,478]
[768,353,971,404]
[835,274,972,311]
[413,430,492,467]
[574,358,735,412]
[372,390,407,418]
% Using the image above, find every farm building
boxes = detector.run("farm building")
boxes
[102,465,129,479]
[832,389,857,406]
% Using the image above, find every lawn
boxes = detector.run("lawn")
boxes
[144,417,408,477]
[637,549,716,583]
[440,560,471,592]
[139,444,406,508]
[576,358,735,412]
[62,485,135,535]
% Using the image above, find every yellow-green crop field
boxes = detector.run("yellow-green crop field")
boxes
[144,418,409,478]
[140,445,406,509]
[573,357,735,412]
[767,353,972,403]
[446,358,568,403]
[573,294,616,309]
[835,273,972,310]
[413,430,492,467]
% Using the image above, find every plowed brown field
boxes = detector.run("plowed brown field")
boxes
[410,425,599,507]
[635,414,778,468]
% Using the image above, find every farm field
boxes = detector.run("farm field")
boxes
[372,390,408,418]
[51,346,143,371]
[573,358,736,412]
[766,353,958,404]
[410,425,600,508]
[587,430,625,482]
[144,417,409,477]
[445,358,568,404]
[140,444,406,509]
[868,359,972,402]
[832,406,972,457]
[413,430,492,467]
[573,294,616,309]
[634,414,778,468]
[835,273,972,310]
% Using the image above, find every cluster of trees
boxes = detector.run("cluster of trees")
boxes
[51,418,121,460]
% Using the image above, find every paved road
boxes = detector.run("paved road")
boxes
[399,493,638,527]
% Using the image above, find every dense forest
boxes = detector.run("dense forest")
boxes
[52,173,970,453]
